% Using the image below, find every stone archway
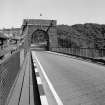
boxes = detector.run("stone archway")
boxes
[21,19,58,50]
[31,29,49,50]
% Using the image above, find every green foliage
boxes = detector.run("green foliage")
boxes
[57,23,105,49]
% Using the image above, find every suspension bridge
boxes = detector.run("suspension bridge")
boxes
[0,19,105,105]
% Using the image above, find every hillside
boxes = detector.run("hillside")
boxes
[57,23,105,49]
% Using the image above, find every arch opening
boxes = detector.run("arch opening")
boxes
[31,29,49,50]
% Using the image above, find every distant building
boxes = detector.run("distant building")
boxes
[0,32,8,49]
[2,28,21,38]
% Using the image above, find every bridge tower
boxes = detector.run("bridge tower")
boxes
[21,19,58,50]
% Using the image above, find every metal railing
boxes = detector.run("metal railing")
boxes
[51,47,105,59]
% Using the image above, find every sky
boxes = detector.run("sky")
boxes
[0,0,105,29]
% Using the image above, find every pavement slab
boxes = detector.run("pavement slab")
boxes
[7,52,34,105]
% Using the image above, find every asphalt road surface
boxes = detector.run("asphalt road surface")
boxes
[33,51,105,105]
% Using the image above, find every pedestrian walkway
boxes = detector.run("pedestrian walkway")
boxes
[6,52,34,105]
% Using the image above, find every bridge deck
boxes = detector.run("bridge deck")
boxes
[32,51,105,105]
[6,50,105,105]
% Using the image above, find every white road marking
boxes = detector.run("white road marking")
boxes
[32,52,49,105]
[34,63,36,67]
[32,51,64,105]
[36,77,42,85]
[33,60,36,63]
[40,96,49,105]
[35,68,38,72]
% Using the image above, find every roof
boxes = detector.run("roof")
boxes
[22,19,57,26]
[0,32,8,39]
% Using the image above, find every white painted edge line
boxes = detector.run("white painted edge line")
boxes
[33,59,36,63]
[32,52,49,105]
[47,51,98,65]
[47,51,88,62]
[47,51,84,60]
[36,77,42,85]
[32,52,36,58]
[32,60,38,73]
[34,63,36,67]
[35,68,38,72]
[47,51,74,58]
[33,52,64,105]
[33,60,35,63]
[40,96,49,105]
